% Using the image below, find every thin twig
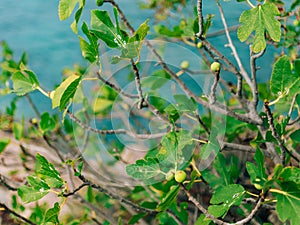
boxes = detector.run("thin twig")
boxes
[288,94,298,118]
[96,72,139,99]
[196,0,204,38]
[63,183,89,197]
[77,172,157,215]
[209,69,220,104]
[206,25,239,38]
[131,59,147,109]
[67,110,166,139]
[43,135,65,162]
[216,1,252,93]
[264,101,287,165]
[0,203,37,225]
[182,185,264,225]
[0,174,18,191]
[25,94,41,118]
[250,48,265,109]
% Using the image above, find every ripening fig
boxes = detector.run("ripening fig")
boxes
[210,61,221,72]
[293,20,299,27]
[175,170,186,183]
[180,60,190,69]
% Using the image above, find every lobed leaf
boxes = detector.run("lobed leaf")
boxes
[237,3,281,53]
[126,158,162,182]
[208,184,245,218]
[274,182,300,225]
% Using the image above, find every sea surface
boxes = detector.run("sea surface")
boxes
[0,1,284,118]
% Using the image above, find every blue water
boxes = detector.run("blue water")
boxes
[0,1,283,118]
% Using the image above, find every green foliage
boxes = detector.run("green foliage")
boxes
[58,0,82,21]
[44,202,60,224]
[270,55,300,101]
[238,3,281,53]
[52,74,82,110]
[1,0,300,224]
[208,184,245,218]
[12,69,40,96]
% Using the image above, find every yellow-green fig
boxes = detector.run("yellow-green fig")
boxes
[210,62,221,72]
[175,170,186,183]
[180,60,190,70]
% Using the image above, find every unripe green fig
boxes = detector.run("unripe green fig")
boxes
[165,171,174,181]
[180,60,189,69]
[210,62,221,72]
[293,20,299,27]
[197,42,203,49]
[96,0,104,6]
[175,170,186,183]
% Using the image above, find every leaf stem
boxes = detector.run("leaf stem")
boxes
[36,86,49,98]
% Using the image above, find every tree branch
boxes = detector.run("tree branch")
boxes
[0,203,37,225]
[67,110,166,139]
[182,185,264,225]
[264,101,287,165]
[250,48,265,110]
[77,172,157,215]
[131,59,147,109]
[196,0,204,38]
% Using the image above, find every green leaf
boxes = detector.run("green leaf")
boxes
[128,213,147,224]
[91,10,126,48]
[156,185,180,211]
[36,153,64,188]
[200,129,220,160]
[237,3,281,53]
[208,184,245,218]
[270,55,298,97]
[174,94,197,112]
[213,153,232,186]
[58,0,81,20]
[122,20,150,58]
[44,202,60,224]
[0,137,10,154]
[126,158,162,183]
[278,167,300,184]
[254,148,268,180]
[195,214,212,225]
[79,22,99,63]
[274,181,300,225]
[290,129,300,143]
[18,176,50,203]
[157,131,193,170]
[70,6,84,33]
[12,70,39,96]
[52,74,81,110]
[40,112,56,133]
